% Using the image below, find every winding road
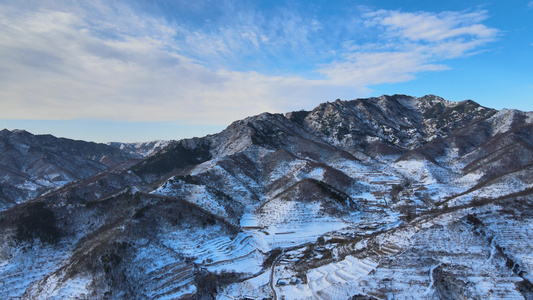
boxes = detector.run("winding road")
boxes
[269,251,284,300]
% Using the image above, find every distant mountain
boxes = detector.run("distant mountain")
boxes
[0,95,532,299]
[107,140,171,157]
[0,129,167,210]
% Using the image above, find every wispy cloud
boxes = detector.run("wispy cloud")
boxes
[0,1,499,125]
[366,10,496,42]
[319,10,498,85]
[529,1,533,8]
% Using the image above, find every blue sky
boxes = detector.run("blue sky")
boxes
[0,0,532,142]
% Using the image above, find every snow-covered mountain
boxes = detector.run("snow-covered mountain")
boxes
[0,129,145,210]
[0,130,171,211]
[0,95,532,299]
[107,140,171,157]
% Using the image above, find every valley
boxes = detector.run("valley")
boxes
[0,94,532,299]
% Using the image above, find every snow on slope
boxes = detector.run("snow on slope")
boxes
[1,95,532,299]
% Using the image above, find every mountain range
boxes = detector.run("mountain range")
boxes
[0,94,532,299]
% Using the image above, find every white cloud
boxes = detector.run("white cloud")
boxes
[0,2,499,125]
[366,10,497,42]
[319,9,498,85]
[529,1,533,8]
[319,51,448,86]
[0,1,361,124]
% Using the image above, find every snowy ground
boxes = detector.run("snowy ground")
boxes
[1,148,532,299]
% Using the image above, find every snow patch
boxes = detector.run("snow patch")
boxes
[393,159,437,184]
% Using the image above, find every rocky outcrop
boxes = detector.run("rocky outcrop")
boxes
[0,95,532,299]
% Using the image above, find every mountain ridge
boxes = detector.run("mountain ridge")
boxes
[0,94,532,299]
[0,128,169,210]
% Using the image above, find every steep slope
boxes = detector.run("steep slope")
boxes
[0,94,532,299]
[300,95,495,159]
[107,140,171,157]
[394,107,533,199]
[0,190,239,299]
[0,129,141,209]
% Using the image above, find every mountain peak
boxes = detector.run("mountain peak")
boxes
[1,94,533,299]
[293,95,496,153]
[0,128,30,137]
